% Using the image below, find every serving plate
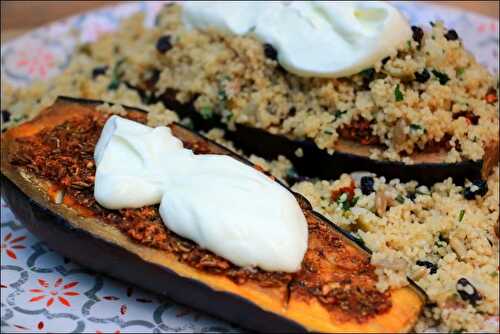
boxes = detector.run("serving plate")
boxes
[1,1,498,332]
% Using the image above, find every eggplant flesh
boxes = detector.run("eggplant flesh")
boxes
[158,93,498,185]
[0,96,425,333]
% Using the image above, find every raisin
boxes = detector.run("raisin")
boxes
[444,29,459,41]
[360,176,375,195]
[263,43,278,61]
[91,66,108,79]
[432,70,450,85]
[1,110,11,123]
[414,69,430,83]
[463,179,488,200]
[456,278,482,306]
[416,260,437,274]
[156,35,172,53]
[411,26,424,44]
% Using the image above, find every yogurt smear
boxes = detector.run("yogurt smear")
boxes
[181,1,411,78]
[94,116,308,272]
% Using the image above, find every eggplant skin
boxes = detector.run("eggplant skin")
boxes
[160,94,496,186]
[0,96,425,333]
[224,124,487,186]
[1,175,305,333]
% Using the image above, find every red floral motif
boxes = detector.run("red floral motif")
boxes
[29,278,80,307]
[96,330,120,334]
[15,48,55,79]
[0,232,27,260]
[478,22,498,33]
[11,321,46,332]
[100,286,152,317]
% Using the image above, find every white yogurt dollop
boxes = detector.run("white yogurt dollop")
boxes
[181,1,411,78]
[94,116,308,272]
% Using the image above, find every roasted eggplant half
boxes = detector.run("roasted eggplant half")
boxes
[1,97,425,333]
[156,91,499,186]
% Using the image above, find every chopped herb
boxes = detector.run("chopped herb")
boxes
[395,194,405,204]
[107,59,125,90]
[491,272,499,277]
[335,110,347,118]
[432,70,450,85]
[217,89,227,101]
[395,84,404,102]
[200,106,214,120]
[410,124,424,132]
[337,193,358,211]
[449,329,464,334]
[415,189,427,196]
[458,209,465,222]
[456,67,465,77]
[407,40,412,49]
[323,130,334,135]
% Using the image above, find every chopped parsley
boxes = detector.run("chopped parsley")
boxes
[336,194,359,211]
[395,84,404,102]
[200,106,214,120]
[415,189,430,196]
[335,110,347,118]
[456,67,465,77]
[410,124,425,132]
[432,69,450,85]
[395,194,405,204]
[407,40,412,49]
[491,271,498,277]
[217,89,227,101]
[458,209,465,222]
[107,59,125,90]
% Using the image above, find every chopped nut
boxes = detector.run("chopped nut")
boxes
[375,189,389,216]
